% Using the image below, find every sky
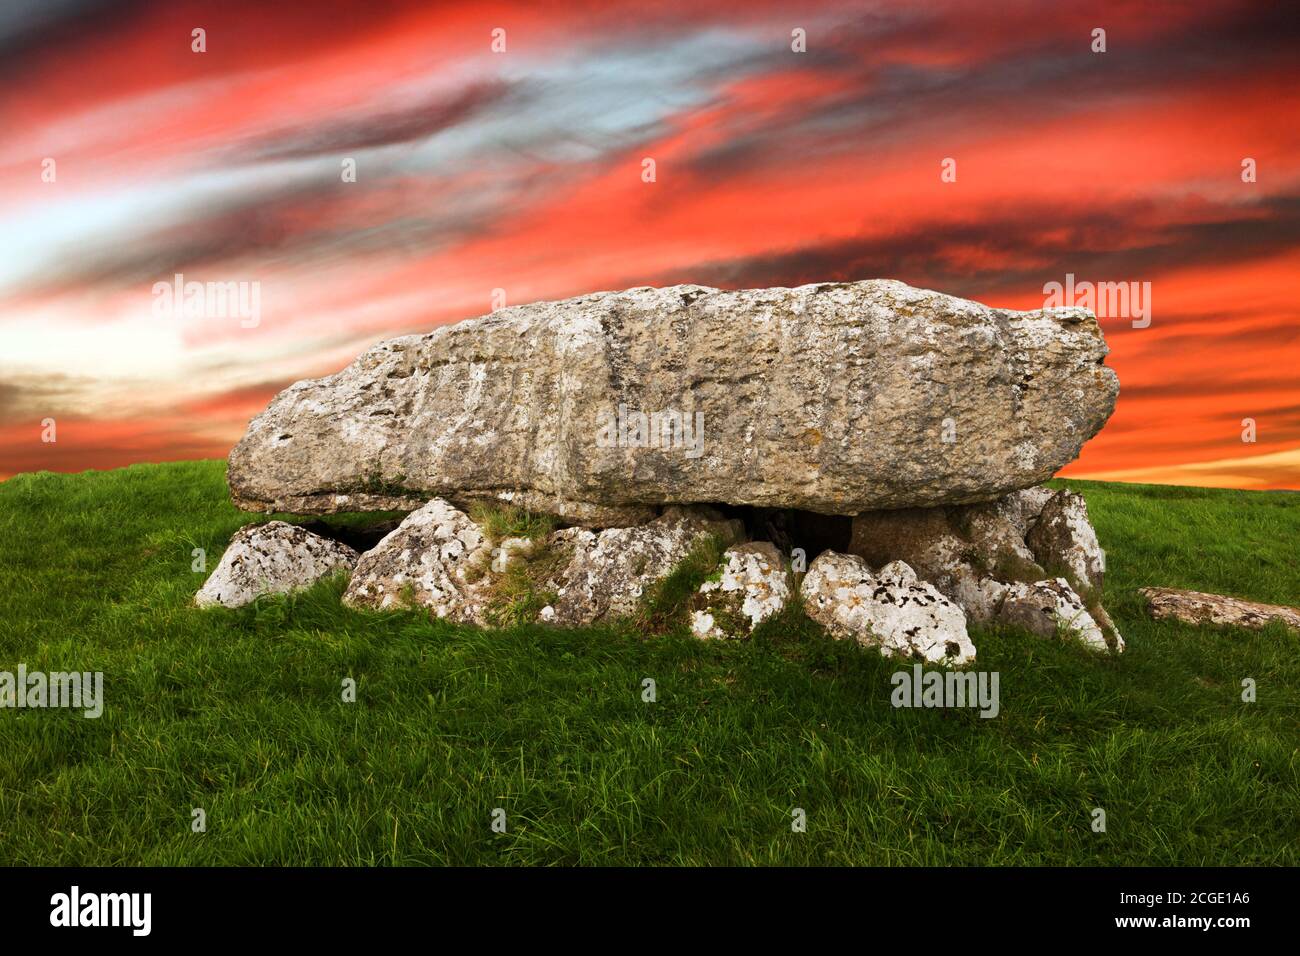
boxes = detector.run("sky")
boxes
[1,0,1298,489]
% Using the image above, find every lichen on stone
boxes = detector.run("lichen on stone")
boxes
[689,542,791,640]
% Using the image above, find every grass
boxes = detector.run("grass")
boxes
[460,503,565,625]
[0,460,1296,865]
[637,533,730,634]
[480,541,566,630]
[467,501,558,543]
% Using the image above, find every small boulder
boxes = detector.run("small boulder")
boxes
[849,499,1038,621]
[996,578,1121,653]
[1026,490,1105,593]
[340,500,743,628]
[689,542,790,639]
[545,506,744,626]
[847,487,1120,651]
[958,489,1052,573]
[990,486,1057,539]
[800,552,975,665]
[195,521,358,609]
[341,499,492,618]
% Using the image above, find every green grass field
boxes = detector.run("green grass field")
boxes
[0,460,1296,865]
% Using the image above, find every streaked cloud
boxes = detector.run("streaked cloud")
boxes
[1,0,1297,488]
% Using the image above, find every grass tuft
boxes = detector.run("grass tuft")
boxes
[635,533,729,634]
[466,502,557,543]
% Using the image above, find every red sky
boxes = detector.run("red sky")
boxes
[2,0,1298,489]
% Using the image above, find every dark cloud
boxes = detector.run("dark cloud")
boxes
[683,1,1300,182]
[0,0,141,56]
[646,193,1300,301]
[0,373,94,425]
[0,0,435,86]
[244,81,515,160]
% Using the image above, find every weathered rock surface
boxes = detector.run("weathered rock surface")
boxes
[1091,603,1124,650]
[1140,587,1300,633]
[996,578,1121,653]
[849,488,1053,621]
[342,499,492,617]
[849,486,1122,653]
[330,482,1124,657]
[227,280,1119,521]
[195,521,358,609]
[801,552,976,665]
[1026,490,1105,592]
[689,542,790,639]
[342,498,742,627]
[964,487,1056,568]
[544,507,744,626]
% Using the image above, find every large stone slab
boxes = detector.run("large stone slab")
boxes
[227,281,1118,520]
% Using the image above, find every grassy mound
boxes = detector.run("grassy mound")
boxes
[0,460,1296,865]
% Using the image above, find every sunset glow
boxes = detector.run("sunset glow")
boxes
[2,0,1297,488]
